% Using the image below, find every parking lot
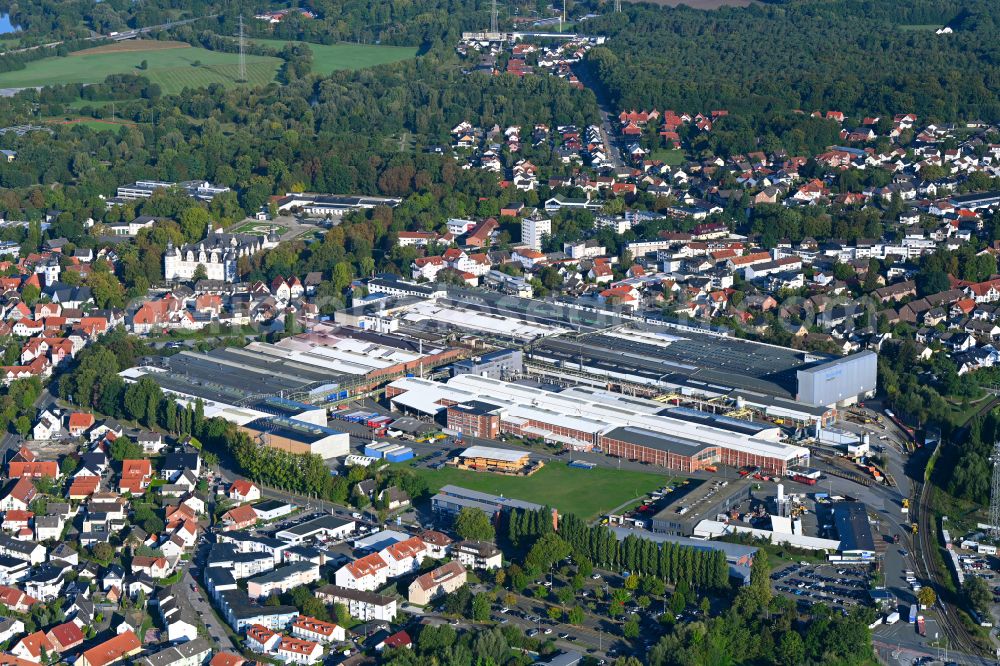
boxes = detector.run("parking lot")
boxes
[772,561,874,610]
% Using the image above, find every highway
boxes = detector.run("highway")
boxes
[0,15,211,56]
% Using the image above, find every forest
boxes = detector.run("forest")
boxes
[583,0,1000,124]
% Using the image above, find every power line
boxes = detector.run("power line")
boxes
[237,14,247,83]
[490,0,498,33]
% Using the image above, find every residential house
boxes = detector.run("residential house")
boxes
[221,504,258,531]
[229,480,261,503]
[0,478,37,512]
[334,553,389,591]
[118,459,153,494]
[77,630,143,666]
[408,561,468,606]
[291,615,346,643]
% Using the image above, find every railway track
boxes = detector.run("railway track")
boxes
[912,474,987,657]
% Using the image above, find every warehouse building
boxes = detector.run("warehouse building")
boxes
[600,427,720,473]
[275,193,403,217]
[363,442,414,462]
[833,501,876,559]
[123,326,463,423]
[386,375,809,475]
[650,479,754,535]
[241,417,349,459]
[275,515,355,545]
[451,349,524,379]
[527,327,875,417]
[367,287,873,416]
[431,485,552,524]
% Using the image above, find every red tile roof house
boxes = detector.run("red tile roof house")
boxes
[8,460,58,480]
[68,412,95,437]
[222,503,258,531]
[277,636,323,663]
[68,475,100,500]
[229,480,261,503]
[0,477,37,511]
[118,459,153,495]
[246,624,281,653]
[10,631,52,663]
[291,615,346,643]
[2,509,32,532]
[380,630,413,651]
[45,620,85,654]
[77,629,142,666]
[0,585,37,612]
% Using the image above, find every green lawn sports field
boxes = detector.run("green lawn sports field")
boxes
[410,462,669,519]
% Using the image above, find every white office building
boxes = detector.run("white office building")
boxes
[521,216,552,251]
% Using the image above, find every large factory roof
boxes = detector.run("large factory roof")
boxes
[400,299,568,341]
[242,417,346,444]
[388,374,810,462]
[531,329,820,400]
[660,406,782,440]
[601,426,718,456]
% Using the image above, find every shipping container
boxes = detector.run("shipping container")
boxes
[792,475,818,486]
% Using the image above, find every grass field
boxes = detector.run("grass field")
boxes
[410,462,669,519]
[650,148,686,165]
[0,43,281,94]
[229,221,286,235]
[250,38,417,76]
[71,40,191,56]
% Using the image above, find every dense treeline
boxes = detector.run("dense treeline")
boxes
[935,409,1000,505]
[0,0,224,38]
[584,0,1000,124]
[507,509,730,589]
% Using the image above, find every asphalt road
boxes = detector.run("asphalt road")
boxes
[570,61,624,169]
[184,563,238,652]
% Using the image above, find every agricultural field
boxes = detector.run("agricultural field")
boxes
[250,38,417,76]
[0,40,281,94]
[410,462,667,519]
